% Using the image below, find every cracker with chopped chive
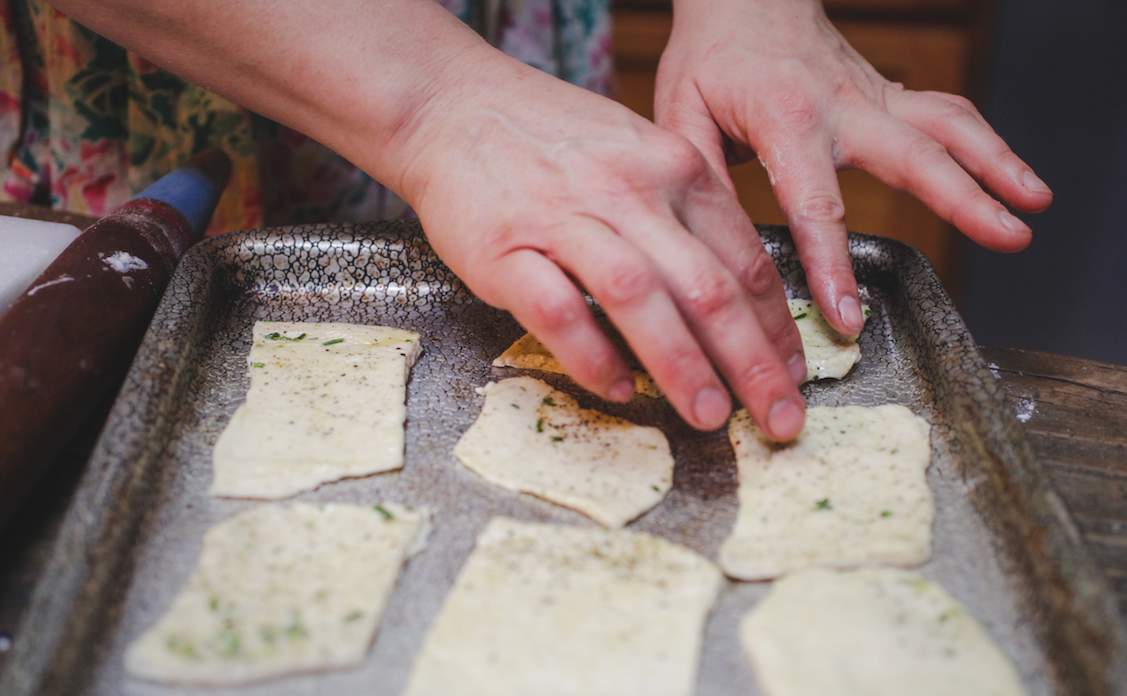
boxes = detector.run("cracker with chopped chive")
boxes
[455,377,672,527]
[720,404,933,580]
[125,502,427,685]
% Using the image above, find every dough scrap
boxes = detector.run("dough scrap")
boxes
[492,332,661,397]
[125,502,427,685]
[720,404,933,580]
[742,568,1026,696]
[493,302,865,396]
[211,321,421,498]
[455,376,673,527]
[403,518,722,696]
[787,298,865,380]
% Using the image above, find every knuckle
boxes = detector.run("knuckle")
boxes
[993,142,1017,161]
[574,344,620,383]
[762,323,802,361]
[931,100,982,132]
[739,251,781,297]
[658,133,709,183]
[733,356,783,396]
[600,259,656,307]
[662,343,708,381]
[947,190,991,228]
[797,193,846,224]
[482,224,519,254]
[527,290,584,332]
[905,136,949,168]
[942,93,976,111]
[770,85,820,133]
[683,268,739,320]
[932,99,971,122]
[768,317,802,350]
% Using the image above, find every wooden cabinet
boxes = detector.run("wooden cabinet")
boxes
[612,1,991,289]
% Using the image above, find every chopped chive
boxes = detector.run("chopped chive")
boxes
[880,510,893,518]
[251,361,265,368]
[322,338,345,346]
[216,629,240,657]
[372,503,395,521]
[650,484,661,492]
[863,306,872,318]
[266,331,306,342]
[208,595,220,611]
[814,497,832,511]
[542,396,556,407]
[165,635,200,660]
[510,403,521,410]
[550,435,564,443]
[535,418,544,433]
[792,312,808,320]
[259,625,277,645]
[344,610,364,623]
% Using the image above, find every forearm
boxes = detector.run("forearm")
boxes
[49,0,490,200]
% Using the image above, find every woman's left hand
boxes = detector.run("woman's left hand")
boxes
[656,0,1052,337]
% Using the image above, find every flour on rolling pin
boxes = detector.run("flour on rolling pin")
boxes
[99,251,150,289]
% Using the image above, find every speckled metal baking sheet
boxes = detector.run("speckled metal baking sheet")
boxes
[3,221,1124,696]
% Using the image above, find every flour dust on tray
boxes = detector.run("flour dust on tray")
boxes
[125,502,428,686]
[403,518,722,696]
[720,404,933,580]
[742,568,1026,696]
[211,321,421,498]
[455,376,673,527]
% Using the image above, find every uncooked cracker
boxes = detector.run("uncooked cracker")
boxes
[492,332,660,397]
[720,404,933,580]
[742,567,1026,696]
[403,518,722,696]
[125,502,427,685]
[493,302,865,397]
[787,298,865,380]
[454,376,673,527]
[211,321,421,498]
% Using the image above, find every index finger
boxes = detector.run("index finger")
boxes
[679,176,807,384]
[758,128,864,338]
[547,218,735,431]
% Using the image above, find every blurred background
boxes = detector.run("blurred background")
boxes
[613,0,1127,363]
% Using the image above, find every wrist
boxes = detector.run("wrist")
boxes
[670,0,825,31]
[292,1,499,207]
[370,41,539,212]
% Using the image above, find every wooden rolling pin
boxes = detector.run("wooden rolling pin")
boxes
[0,150,230,526]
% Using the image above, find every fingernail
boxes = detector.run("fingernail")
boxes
[768,398,805,440]
[693,387,731,429]
[1021,169,1052,195]
[837,295,863,335]
[787,352,807,384]
[998,210,1026,234]
[608,379,634,403]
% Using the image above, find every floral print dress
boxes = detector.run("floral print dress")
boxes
[0,0,612,233]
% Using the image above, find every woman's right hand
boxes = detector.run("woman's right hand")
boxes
[387,45,807,439]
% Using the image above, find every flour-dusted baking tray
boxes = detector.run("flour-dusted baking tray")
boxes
[3,221,1124,696]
